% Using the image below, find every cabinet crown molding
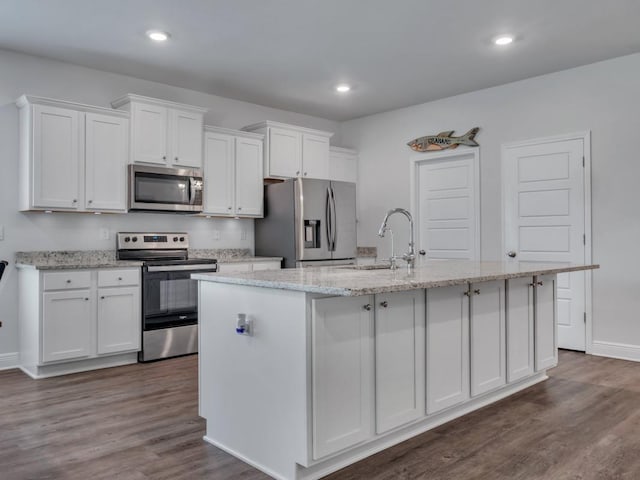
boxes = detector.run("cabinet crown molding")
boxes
[330,146,358,155]
[204,125,264,140]
[16,94,129,118]
[111,94,208,114]
[242,120,334,138]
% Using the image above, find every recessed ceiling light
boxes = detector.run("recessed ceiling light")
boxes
[335,84,351,93]
[494,35,514,46]
[146,30,170,42]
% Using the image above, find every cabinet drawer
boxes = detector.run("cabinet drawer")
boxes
[98,269,140,287]
[43,271,91,291]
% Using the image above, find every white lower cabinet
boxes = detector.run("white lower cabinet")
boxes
[535,275,558,371]
[19,267,141,377]
[375,290,425,433]
[507,276,535,382]
[312,295,374,460]
[470,280,506,397]
[426,284,470,414]
[97,286,141,355]
[42,290,92,362]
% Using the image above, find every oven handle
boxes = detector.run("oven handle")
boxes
[146,265,218,273]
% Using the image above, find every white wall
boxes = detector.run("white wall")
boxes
[342,53,640,359]
[0,49,339,359]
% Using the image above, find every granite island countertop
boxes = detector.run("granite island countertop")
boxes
[192,260,599,296]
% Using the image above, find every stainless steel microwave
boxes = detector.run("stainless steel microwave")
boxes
[128,165,204,213]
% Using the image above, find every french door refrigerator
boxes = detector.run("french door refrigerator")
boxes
[255,178,357,268]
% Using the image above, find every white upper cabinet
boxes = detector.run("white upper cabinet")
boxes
[243,121,333,180]
[17,95,129,213]
[329,147,358,183]
[85,113,128,211]
[112,94,206,169]
[202,126,264,218]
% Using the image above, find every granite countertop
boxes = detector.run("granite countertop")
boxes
[15,249,282,270]
[192,260,599,296]
[15,251,143,270]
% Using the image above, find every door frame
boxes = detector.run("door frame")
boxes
[410,148,481,261]
[500,131,593,353]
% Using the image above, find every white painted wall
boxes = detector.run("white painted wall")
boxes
[0,49,339,359]
[342,53,640,358]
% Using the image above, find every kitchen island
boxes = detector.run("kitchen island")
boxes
[194,260,598,480]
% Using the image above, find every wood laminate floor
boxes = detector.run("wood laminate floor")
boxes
[1,351,639,480]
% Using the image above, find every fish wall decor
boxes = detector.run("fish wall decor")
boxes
[407,127,480,152]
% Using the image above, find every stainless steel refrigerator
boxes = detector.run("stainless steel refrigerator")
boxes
[255,178,357,268]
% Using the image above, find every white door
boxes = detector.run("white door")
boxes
[302,133,330,179]
[375,290,425,433]
[85,113,128,212]
[203,132,235,216]
[416,151,480,260]
[470,280,506,396]
[131,103,167,165]
[235,136,264,217]
[32,104,81,209]
[169,109,203,168]
[312,295,374,460]
[42,290,92,362]
[268,127,300,178]
[426,284,470,414]
[503,136,587,351]
[97,287,141,355]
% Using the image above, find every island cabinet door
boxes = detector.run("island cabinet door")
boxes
[312,295,375,460]
[535,274,558,371]
[426,284,470,415]
[506,277,535,382]
[375,290,426,434]
[470,280,506,397]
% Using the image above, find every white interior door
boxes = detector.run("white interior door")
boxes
[503,136,587,351]
[415,151,480,260]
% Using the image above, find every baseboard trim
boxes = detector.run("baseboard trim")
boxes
[0,352,19,371]
[591,341,640,362]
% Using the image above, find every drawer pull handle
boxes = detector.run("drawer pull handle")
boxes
[380,301,388,308]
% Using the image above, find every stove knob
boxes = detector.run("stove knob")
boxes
[173,237,179,242]
[124,236,131,242]
[132,236,138,243]
[179,237,185,242]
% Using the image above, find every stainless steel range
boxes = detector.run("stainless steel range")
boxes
[116,232,217,362]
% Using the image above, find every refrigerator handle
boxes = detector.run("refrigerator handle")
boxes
[330,186,337,251]
[326,187,333,251]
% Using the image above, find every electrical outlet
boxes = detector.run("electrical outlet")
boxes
[99,228,110,240]
[240,229,247,241]
[213,230,221,241]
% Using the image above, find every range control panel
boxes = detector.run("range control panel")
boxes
[116,232,189,250]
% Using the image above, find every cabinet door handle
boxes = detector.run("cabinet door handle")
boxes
[464,291,471,297]
[363,304,372,311]
[228,206,232,210]
[72,199,77,204]
[162,155,167,160]
[380,301,388,308]
[537,281,544,286]
[474,289,481,295]
[237,207,242,211]
[118,277,123,281]
[304,172,308,176]
[296,170,300,176]
[88,200,93,204]
[84,297,89,301]
[100,296,105,300]
[66,280,72,284]
[175,157,179,161]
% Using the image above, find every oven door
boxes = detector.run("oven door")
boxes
[129,165,203,212]
[142,265,217,331]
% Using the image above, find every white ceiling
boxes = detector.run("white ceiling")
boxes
[1,0,640,121]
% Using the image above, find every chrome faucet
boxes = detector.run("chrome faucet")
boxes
[378,208,416,271]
